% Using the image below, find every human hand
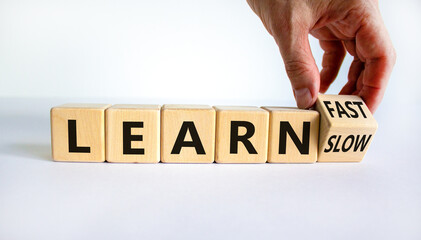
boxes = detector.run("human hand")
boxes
[247,0,396,113]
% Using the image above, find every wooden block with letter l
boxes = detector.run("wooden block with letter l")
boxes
[315,94,378,162]
[161,105,216,163]
[262,107,319,163]
[214,106,269,163]
[106,104,160,163]
[50,103,110,162]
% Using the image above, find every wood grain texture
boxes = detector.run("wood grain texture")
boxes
[106,104,160,163]
[315,94,378,162]
[214,106,269,163]
[262,107,319,163]
[161,104,215,163]
[51,103,110,162]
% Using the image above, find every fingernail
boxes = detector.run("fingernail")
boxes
[294,88,313,109]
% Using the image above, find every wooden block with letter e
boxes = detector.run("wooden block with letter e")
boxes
[161,105,216,163]
[262,107,319,163]
[51,103,110,162]
[315,94,378,162]
[214,106,269,163]
[106,104,160,163]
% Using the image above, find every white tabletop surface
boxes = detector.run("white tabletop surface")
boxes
[0,98,420,240]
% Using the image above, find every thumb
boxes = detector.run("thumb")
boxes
[275,28,320,109]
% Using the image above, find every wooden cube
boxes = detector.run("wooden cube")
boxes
[51,103,110,162]
[106,104,160,163]
[214,106,269,163]
[262,107,319,163]
[315,94,378,162]
[161,105,216,163]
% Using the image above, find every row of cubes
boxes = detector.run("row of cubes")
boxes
[50,94,378,163]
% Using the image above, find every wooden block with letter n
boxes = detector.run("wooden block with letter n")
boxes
[262,107,319,163]
[51,103,110,162]
[214,106,269,163]
[106,104,160,163]
[161,105,216,163]
[315,94,378,162]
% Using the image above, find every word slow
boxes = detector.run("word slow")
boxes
[50,94,378,163]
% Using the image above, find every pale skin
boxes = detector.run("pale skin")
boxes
[247,0,396,113]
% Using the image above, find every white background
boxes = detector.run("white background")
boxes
[1,0,421,239]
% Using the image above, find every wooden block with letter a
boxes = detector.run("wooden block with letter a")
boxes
[315,94,378,162]
[262,107,319,163]
[106,104,160,163]
[214,106,269,163]
[51,103,110,162]
[161,105,216,163]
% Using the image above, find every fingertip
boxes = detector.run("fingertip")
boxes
[362,98,378,114]
[360,96,379,114]
[358,86,384,114]
[319,82,328,93]
[294,88,316,109]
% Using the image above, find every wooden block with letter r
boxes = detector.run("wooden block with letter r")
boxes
[315,94,378,162]
[161,105,216,163]
[106,104,160,163]
[51,103,110,162]
[262,107,319,163]
[214,106,269,163]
